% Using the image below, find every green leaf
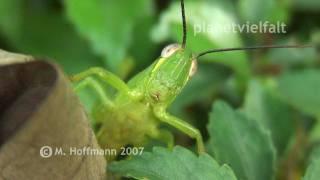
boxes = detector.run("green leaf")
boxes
[238,0,289,23]
[207,101,276,180]
[0,0,103,74]
[243,80,294,155]
[109,146,238,180]
[308,146,320,164]
[278,69,320,118]
[0,0,22,39]
[129,16,157,70]
[303,151,320,180]
[152,1,250,82]
[310,121,320,142]
[64,0,152,71]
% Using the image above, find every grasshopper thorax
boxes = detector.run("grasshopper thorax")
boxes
[145,44,197,106]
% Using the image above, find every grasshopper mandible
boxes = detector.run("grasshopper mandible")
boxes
[71,0,313,159]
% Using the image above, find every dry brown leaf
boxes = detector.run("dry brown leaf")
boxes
[0,49,33,66]
[0,56,106,179]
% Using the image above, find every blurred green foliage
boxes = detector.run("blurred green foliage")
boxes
[208,101,276,180]
[0,0,320,179]
[109,146,238,180]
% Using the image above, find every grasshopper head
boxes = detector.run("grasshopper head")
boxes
[145,44,197,106]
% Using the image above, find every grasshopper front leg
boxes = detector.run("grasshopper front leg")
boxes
[73,77,114,107]
[71,67,132,96]
[153,106,205,154]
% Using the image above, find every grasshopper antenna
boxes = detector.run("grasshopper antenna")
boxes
[180,0,187,49]
[197,44,314,58]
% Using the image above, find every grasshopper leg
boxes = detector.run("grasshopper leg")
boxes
[150,129,174,150]
[73,77,113,107]
[154,107,205,154]
[70,67,132,96]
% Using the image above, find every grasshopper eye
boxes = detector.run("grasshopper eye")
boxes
[161,44,181,58]
[189,59,197,78]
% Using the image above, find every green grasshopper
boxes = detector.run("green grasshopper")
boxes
[71,0,313,159]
